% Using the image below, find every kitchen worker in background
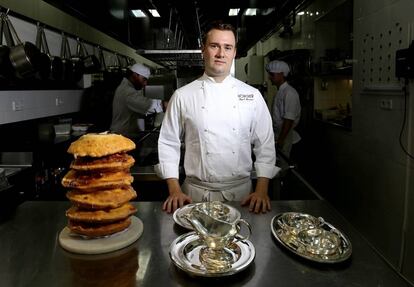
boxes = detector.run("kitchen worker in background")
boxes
[156,21,279,214]
[266,60,301,158]
[110,63,163,139]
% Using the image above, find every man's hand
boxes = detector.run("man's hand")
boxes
[162,178,192,213]
[241,177,271,213]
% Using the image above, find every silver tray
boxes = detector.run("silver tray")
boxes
[173,203,241,230]
[169,232,255,277]
[271,213,352,263]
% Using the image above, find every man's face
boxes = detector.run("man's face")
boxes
[132,73,148,90]
[202,29,236,80]
[268,72,284,87]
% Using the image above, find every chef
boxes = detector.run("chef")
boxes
[110,63,163,139]
[266,60,301,157]
[156,21,279,214]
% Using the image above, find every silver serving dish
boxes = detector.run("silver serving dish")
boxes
[169,232,255,277]
[271,212,352,263]
[173,203,241,230]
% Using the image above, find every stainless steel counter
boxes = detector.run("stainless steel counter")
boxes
[0,201,410,287]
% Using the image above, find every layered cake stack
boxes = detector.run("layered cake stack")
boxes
[61,133,138,237]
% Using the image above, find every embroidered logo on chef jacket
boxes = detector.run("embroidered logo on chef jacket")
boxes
[238,94,254,101]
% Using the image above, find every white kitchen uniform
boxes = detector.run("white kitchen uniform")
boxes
[110,78,162,138]
[272,81,301,156]
[155,73,280,201]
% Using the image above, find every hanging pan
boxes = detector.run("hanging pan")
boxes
[35,23,51,80]
[71,38,84,82]
[5,14,41,78]
[40,26,63,81]
[79,40,100,73]
[60,33,74,82]
[96,45,106,72]
[0,12,15,81]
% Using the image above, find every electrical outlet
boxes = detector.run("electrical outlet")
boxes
[379,99,393,110]
[12,100,23,111]
[55,97,64,106]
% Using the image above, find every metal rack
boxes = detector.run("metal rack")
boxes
[137,49,203,70]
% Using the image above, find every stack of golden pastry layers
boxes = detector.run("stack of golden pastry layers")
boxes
[61,133,137,237]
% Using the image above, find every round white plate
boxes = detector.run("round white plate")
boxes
[59,216,143,254]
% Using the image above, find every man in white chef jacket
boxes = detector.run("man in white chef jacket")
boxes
[110,63,163,139]
[266,60,301,157]
[156,21,279,214]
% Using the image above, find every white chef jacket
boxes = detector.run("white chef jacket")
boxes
[272,81,301,155]
[110,78,162,138]
[156,73,279,190]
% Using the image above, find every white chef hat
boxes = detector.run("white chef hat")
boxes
[130,63,151,79]
[265,60,290,77]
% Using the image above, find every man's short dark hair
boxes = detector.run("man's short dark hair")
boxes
[202,21,237,46]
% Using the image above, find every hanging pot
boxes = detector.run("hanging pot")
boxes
[126,57,136,67]
[35,24,51,80]
[79,41,100,73]
[0,13,15,81]
[106,52,121,74]
[71,38,84,82]
[40,27,63,81]
[60,33,74,82]
[5,14,41,78]
[104,52,123,83]
[119,54,128,76]
[97,45,106,72]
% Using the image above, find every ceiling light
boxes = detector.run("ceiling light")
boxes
[148,9,160,17]
[131,9,147,18]
[297,11,305,16]
[244,9,257,16]
[228,8,240,16]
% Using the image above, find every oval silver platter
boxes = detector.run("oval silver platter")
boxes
[169,232,255,277]
[271,213,352,263]
[173,203,241,230]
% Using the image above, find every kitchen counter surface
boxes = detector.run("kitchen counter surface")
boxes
[0,200,410,287]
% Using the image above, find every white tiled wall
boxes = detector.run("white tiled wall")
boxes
[0,90,83,124]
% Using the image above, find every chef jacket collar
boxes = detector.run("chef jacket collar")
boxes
[201,73,233,84]
[201,73,237,91]
[278,81,288,91]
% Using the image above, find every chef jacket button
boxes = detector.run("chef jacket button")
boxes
[202,106,205,109]
[233,105,236,108]
[232,151,235,154]
[204,129,208,132]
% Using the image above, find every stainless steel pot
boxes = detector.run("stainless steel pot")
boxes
[5,15,41,78]
[60,33,75,82]
[35,24,51,80]
[79,40,100,73]
[0,13,15,81]
[71,38,84,82]
[40,26,63,81]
